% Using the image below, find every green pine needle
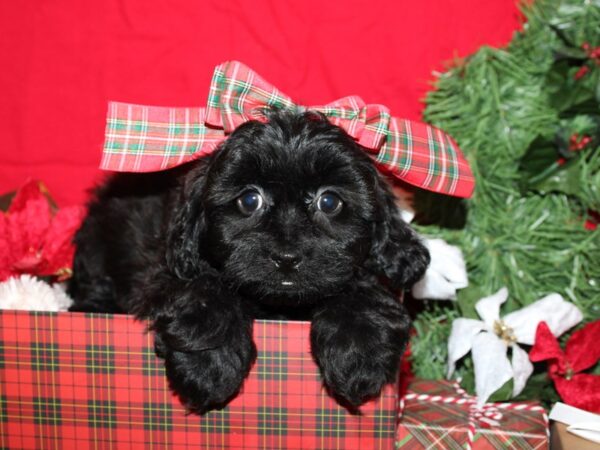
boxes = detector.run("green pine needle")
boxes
[412,0,600,403]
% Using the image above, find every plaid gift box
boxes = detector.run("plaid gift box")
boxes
[397,379,549,450]
[0,310,399,450]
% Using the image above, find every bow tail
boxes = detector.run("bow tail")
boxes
[374,118,475,198]
[101,102,225,172]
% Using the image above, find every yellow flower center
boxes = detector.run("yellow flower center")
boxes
[493,320,517,344]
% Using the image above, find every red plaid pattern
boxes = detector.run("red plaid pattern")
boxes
[102,61,474,198]
[0,310,399,450]
[397,379,549,450]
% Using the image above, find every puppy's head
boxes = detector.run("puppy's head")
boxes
[167,110,429,302]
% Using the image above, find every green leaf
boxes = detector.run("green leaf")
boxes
[518,136,561,190]
[545,60,597,112]
[559,99,600,118]
[545,61,572,95]
[488,379,514,402]
[456,284,486,319]
[533,158,582,196]
[564,84,597,113]
[553,46,587,61]
[457,365,475,395]
[514,371,560,409]
[453,357,513,402]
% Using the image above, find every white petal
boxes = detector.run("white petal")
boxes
[504,293,583,345]
[424,239,469,287]
[51,282,74,311]
[0,275,73,312]
[511,344,534,397]
[472,332,513,407]
[447,318,485,378]
[412,239,469,301]
[412,269,460,300]
[475,287,508,328]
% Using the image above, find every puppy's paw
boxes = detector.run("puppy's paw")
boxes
[311,329,400,409]
[310,294,410,410]
[162,333,256,414]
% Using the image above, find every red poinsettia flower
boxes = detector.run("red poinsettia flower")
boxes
[529,320,600,413]
[0,180,85,282]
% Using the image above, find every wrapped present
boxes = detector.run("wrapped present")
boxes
[398,379,549,450]
[0,310,399,450]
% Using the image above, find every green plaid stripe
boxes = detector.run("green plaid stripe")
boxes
[206,65,226,111]
[258,350,288,380]
[0,394,7,424]
[258,406,288,436]
[85,344,115,374]
[30,342,59,372]
[315,407,346,438]
[33,396,62,426]
[143,401,173,431]
[87,399,117,429]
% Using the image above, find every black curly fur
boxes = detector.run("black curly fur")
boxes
[68,109,430,414]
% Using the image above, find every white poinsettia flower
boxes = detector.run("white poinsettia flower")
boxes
[447,287,583,407]
[0,275,73,312]
[412,238,468,300]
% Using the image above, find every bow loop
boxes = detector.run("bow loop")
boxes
[311,96,367,143]
[358,103,391,150]
[206,61,296,132]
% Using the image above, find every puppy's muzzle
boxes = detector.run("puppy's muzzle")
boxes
[270,252,302,272]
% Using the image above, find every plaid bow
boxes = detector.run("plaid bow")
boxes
[102,61,474,198]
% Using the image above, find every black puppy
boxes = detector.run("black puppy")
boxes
[68,109,430,413]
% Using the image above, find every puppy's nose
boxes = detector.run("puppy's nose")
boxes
[270,252,302,270]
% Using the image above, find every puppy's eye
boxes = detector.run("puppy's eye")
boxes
[316,192,343,215]
[237,191,264,215]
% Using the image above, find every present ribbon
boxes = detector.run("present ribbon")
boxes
[400,381,547,450]
[101,61,475,198]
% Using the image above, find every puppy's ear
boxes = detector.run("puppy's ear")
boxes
[364,172,430,290]
[165,167,208,280]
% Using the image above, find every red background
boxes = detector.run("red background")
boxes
[0,1,521,206]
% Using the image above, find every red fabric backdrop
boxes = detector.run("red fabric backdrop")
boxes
[0,1,521,206]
